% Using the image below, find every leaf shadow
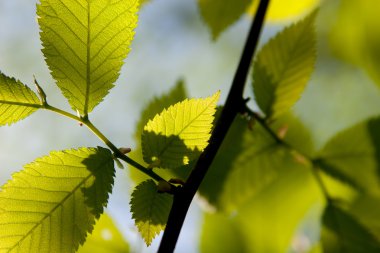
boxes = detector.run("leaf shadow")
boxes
[81,150,115,218]
[142,131,203,170]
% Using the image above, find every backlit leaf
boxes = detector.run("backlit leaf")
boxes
[316,117,380,195]
[141,91,219,169]
[0,72,41,126]
[197,0,252,40]
[78,213,129,253]
[322,203,380,253]
[252,11,317,120]
[129,81,190,184]
[130,180,173,246]
[0,147,115,252]
[37,0,139,115]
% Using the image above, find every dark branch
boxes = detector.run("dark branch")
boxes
[157,1,270,252]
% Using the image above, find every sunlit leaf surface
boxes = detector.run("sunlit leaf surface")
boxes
[0,72,41,126]
[142,91,219,169]
[253,11,317,120]
[37,0,139,115]
[0,147,115,252]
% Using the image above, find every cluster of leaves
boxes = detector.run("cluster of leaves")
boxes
[0,0,218,251]
[0,0,380,252]
[195,1,380,253]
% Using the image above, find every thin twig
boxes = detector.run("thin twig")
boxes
[244,105,332,202]
[43,103,172,187]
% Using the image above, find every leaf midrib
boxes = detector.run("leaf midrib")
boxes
[84,0,91,116]
[0,100,42,108]
[8,174,91,252]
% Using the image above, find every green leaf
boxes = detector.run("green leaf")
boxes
[37,0,139,115]
[0,72,41,126]
[130,180,173,246]
[252,11,317,120]
[200,213,248,253]
[129,81,190,184]
[322,203,380,253]
[0,147,115,252]
[78,213,129,253]
[316,117,380,195]
[197,0,252,40]
[141,91,220,169]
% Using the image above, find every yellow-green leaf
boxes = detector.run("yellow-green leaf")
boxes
[141,91,220,169]
[252,11,317,120]
[130,180,173,246]
[37,0,139,115]
[0,72,41,126]
[198,0,252,40]
[78,213,129,253]
[129,81,190,184]
[0,147,115,252]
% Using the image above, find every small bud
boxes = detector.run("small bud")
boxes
[119,147,131,154]
[157,180,172,193]
[33,76,47,105]
[291,150,310,167]
[277,125,289,139]
[169,178,186,185]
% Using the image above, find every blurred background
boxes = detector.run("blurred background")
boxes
[1,0,380,252]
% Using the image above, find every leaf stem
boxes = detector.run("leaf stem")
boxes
[311,165,332,202]
[158,1,270,252]
[244,105,332,202]
[43,104,170,185]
